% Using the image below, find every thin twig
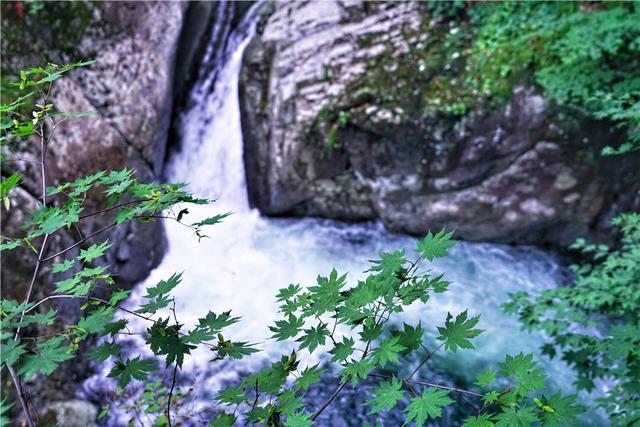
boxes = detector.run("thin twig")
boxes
[406,342,445,380]
[369,373,483,397]
[41,222,118,262]
[6,366,35,427]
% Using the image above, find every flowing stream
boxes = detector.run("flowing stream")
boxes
[83,4,601,425]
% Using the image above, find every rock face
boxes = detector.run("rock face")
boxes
[0,0,188,406]
[239,1,639,248]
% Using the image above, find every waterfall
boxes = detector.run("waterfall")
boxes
[82,4,604,425]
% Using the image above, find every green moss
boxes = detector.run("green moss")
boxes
[1,1,92,69]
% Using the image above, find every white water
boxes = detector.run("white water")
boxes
[131,1,575,385]
[84,4,594,424]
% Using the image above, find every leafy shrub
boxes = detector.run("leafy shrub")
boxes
[506,213,640,426]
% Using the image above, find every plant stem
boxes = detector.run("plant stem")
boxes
[369,373,483,397]
[7,366,35,427]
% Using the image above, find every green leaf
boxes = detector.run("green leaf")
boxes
[306,268,347,316]
[107,356,157,388]
[392,322,424,355]
[494,406,538,427]
[146,318,195,367]
[295,365,325,391]
[297,324,330,352]
[276,284,302,302]
[109,289,131,306]
[215,385,247,405]
[20,336,74,379]
[143,273,182,298]
[538,393,585,427]
[462,414,495,427]
[1,173,21,199]
[329,336,355,363]
[482,391,500,405]
[284,411,314,427]
[215,341,258,360]
[78,241,111,263]
[340,358,374,386]
[436,310,483,352]
[0,397,12,426]
[416,229,456,261]
[77,306,116,334]
[191,212,232,227]
[1,338,26,367]
[209,412,237,427]
[51,259,75,273]
[368,250,407,274]
[498,353,545,397]
[372,337,405,368]
[101,319,128,337]
[475,369,495,388]
[271,314,305,341]
[277,390,304,415]
[402,388,454,426]
[14,308,56,328]
[366,376,404,413]
[88,341,121,362]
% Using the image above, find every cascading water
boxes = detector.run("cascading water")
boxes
[83,4,603,425]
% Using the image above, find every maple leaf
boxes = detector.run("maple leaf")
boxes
[297,324,330,352]
[368,250,407,274]
[88,341,121,362]
[78,241,111,263]
[51,259,75,273]
[295,364,325,391]
[475,369,496,388]
[462,414,495,427]
[436,310,483,352]
[209,412,237,427]
[416,230,456,261]
[270,314,304,341]
[20,336,74,379]
[215,385,247,405]
[0,338,26,366]
[499,353,545,396]
[277,390,304,415]
[284,411,313,427]
[146,318,195,367]
[340,358,374,386]
[329,336,355,362]
[77,306,116,334]
[366,376,404,413]
[403,388,454,426]
[392,322,424,355]
[276,283,302,301]
[372,337,405,368]
[537,392,585,427]
[494,406,538,427]
[107,356,157,388]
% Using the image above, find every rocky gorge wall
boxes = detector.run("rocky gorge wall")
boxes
[239,1,640,250]
[0,0,198,415]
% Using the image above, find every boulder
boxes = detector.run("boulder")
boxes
[239,1,640,248]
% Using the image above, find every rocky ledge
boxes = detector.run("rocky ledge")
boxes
[239,1,639,249]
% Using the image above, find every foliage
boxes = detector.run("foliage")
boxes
[317,2,639,154]
[1,63,584,427]
[467,1,640,154]
[505,213,640,426]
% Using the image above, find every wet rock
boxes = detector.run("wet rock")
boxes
[40,400,98,427]
[239,1,640,249]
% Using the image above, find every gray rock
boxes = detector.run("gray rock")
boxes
[40,400,98,427]
[239,1,640,249]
